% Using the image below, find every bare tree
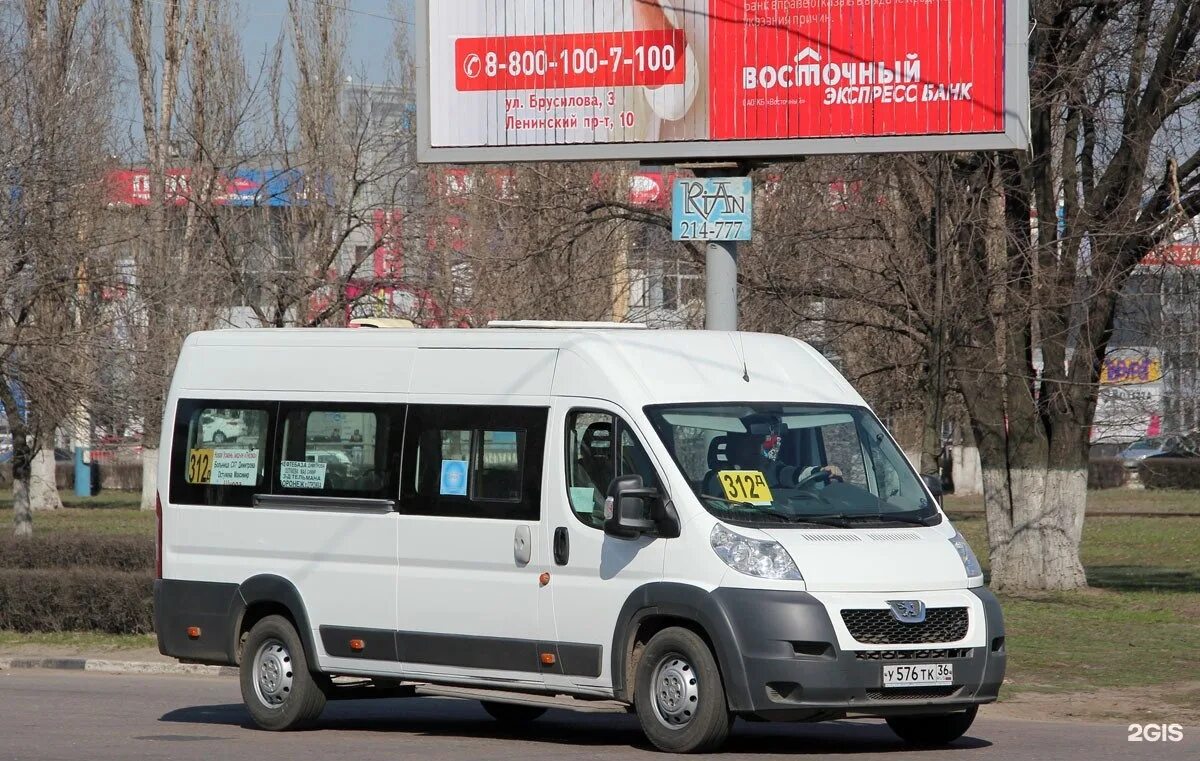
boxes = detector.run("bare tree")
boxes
[1,0,114,533]
[733,1,1200,591]
[125,0,191,509]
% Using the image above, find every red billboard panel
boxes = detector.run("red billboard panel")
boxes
[707,0,1004,140]
[420,0,1027,162]
[1141,243,1200,267]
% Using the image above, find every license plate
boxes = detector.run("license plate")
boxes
[882,662,953,687]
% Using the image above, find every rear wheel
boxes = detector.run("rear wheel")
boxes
[886,706,978,746]
[634,627,732,753]
[480,701,547,723]
[239,615,326,730]
[212,431,227,443]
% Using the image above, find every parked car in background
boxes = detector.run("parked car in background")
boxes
[304,449,354,468]
[199,412,245,444]
[1117,437,1169,468]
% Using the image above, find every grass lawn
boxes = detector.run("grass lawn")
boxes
[0,489,149,535]
[0,630,156,651]
[945,488,1200,513]
[0,488,141,511]
[3,507,154,536]
[953,512,1200,708]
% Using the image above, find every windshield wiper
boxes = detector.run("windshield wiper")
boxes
[807,512,934,527]
[701,495,808,524]
[786,515,852,528]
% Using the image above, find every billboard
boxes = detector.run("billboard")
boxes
[1141,243,1200,268]
[1091,348,1165,444]
[106,168,321,207]
[417,0,1029,163]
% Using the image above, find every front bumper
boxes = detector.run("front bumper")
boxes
[708,587,1006,720]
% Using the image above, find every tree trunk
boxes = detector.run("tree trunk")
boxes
[1,380,33,536]
[140,446,158,510]
[12,469,32,537]
[4,428,33,536]
[29,448,63,511]
[918,378,943,477]
[978,453,1088,592]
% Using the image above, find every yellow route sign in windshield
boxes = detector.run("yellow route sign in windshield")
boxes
[717,470,773,506]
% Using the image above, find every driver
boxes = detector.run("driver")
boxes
[734,430,843,489]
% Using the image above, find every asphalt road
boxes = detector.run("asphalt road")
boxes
[1,670,1196,761]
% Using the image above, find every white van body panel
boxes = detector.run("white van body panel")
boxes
[410,347,558,397]
[156,327,1004,725]
[540,397,666,693]
[394,513,545,687]
[167,505,404,676]
[760,525,969,594]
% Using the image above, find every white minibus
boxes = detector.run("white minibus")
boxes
[155,324,1004,753]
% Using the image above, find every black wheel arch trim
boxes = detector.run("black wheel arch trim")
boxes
[236,574,319,668]
[611,582,753,711]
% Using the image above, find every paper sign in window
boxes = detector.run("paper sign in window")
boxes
[569,486,597,514]
[209,448,260,486]
[280,460,327,490]
[440,459,469,496]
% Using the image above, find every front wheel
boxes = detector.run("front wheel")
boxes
[634,627,732,753]
[239,615,326,730]
[886,706,978,746]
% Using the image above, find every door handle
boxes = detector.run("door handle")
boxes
[514,525,531,566]
[553,527,569,566]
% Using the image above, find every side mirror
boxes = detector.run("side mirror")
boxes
[921,473,944,504]
[604,474,659,539]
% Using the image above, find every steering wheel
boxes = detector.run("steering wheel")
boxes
[795,466,844,488]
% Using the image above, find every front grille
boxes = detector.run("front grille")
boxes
[841,607,968,644]
[866,686,960,701]
[854,648,971,660]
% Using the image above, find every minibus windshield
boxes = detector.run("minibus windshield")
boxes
[645,404,940,527]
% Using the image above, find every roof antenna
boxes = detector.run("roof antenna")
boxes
[730,333,750,382]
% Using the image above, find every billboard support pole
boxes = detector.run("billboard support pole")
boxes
[693,164,752,332]
[704,236,739,331]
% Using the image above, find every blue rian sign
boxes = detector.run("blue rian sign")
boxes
[672,177,753,242]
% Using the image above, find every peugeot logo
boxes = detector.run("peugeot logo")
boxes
[887,600,927,624]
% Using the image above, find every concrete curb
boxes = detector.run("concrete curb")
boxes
[0,657,236,677]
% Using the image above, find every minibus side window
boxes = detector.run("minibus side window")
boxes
[273,405,400,499]
[170,400,274,507]
[400,405,546,520]
[564,410,660,529]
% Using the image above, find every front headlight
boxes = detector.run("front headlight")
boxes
[949,530,983,578]
[710,524,803,581]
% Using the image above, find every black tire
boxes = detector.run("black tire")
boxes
[213,431,227,444]
[886,706,978,746]
[239,615,327,731]
[634,627,732,753]
[480,701,547,723]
